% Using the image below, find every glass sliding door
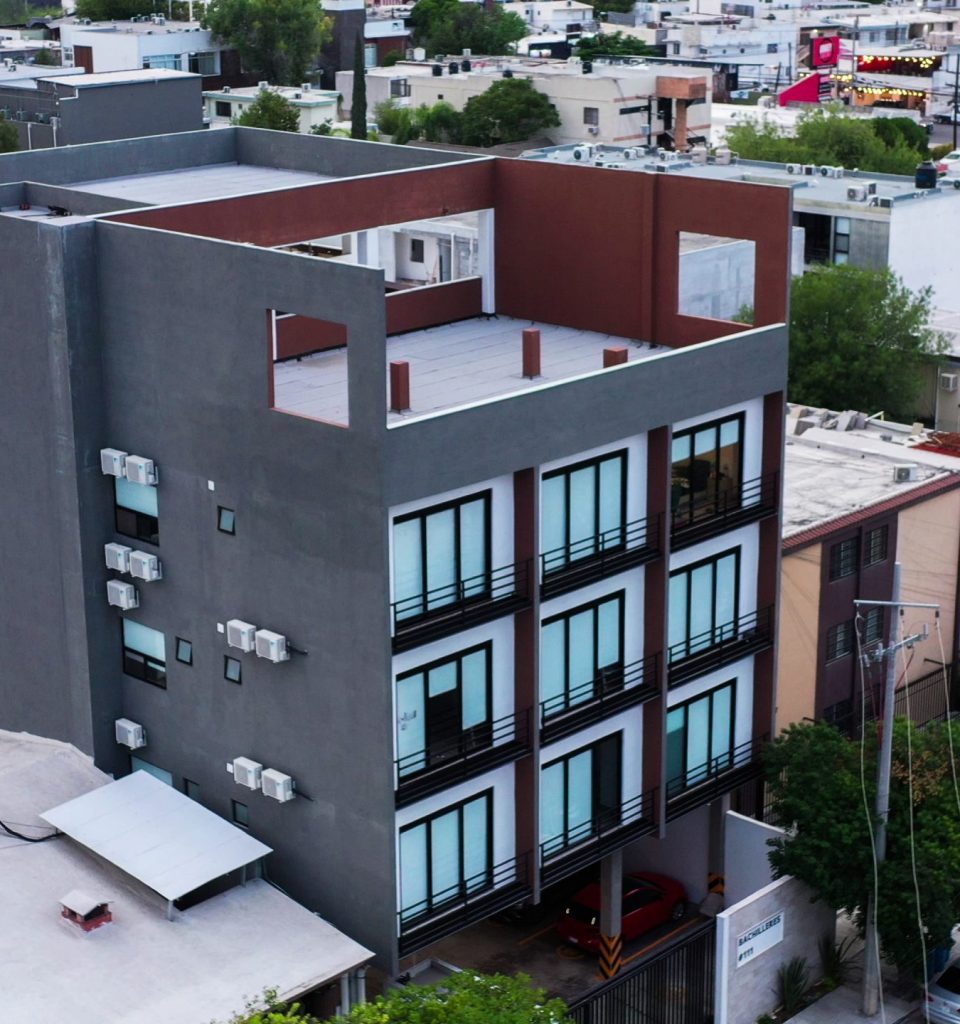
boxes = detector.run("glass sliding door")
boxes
[671,414,743,529]
[668,549,740,662]
[666,681,735,797]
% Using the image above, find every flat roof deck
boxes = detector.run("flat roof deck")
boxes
[75,162,334,204]
[273,315,669,424]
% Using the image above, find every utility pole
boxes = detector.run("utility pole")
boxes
[857,564,939,1017]
[952,50,958,152]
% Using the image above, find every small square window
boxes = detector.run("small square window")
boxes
[214,100,231,117]
[175,638,193,665]
[829,538,858,581]
[826,619,854,661]
[862,606,884,644]
[231,799,249,827]
[183,779,200,801]
[218,506,236,534]
[410,238,425,263]
[865,525,889,567]
[224,655,242,684]
[583,106,599,126]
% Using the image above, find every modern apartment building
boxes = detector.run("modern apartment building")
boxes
[0,128,791,971]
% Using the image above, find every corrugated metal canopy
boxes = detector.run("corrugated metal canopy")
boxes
[41,771,272,902]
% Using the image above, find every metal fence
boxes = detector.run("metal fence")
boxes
[827,664,956,738]
[568,919,716,1024]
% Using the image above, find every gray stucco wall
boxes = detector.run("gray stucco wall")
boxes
[724,810,781,908]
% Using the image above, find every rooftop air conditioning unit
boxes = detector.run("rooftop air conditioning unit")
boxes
[106,579,139,610]
[864,180,878,195]
[100,448,128,477]
[124,455,158,486]
[231,756,263,789]
[847,185,868,201]
[255,629,290,663]
[129,550,162,582]
[226,619,257,652]
[786,162,802,174]
[893,464,921,483]
[222,85,231,92]
[877,196,894,208]
[940,372,958,392]
[819,165,843,178]
[571,143,593,161]
[261,768,296,802]
[802,164,816,175]
[104,542,132,573]
[115,718,146,749]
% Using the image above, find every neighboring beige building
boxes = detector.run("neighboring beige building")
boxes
[338,55,711,148]
[776,408,960,735]
[204,82,340,133]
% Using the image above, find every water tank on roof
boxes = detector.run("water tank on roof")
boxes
[432,63,443,76]
[503,68,514,78]
[915,160,938,189]
[449,61,459,74]
[461,59,472,72]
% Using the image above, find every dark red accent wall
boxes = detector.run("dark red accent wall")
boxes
[275,314,347,359]
[109,161,496,249]
[385,278,482,336]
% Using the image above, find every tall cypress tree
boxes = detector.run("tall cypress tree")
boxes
[351,32,367,140]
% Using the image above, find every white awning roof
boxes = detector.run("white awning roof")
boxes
[41,771,272,902]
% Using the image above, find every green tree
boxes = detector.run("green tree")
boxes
[234,88,301,131]
[788,264,945,419]
[575,31,656,59]
[213,987,320,1024]
[765,720,960,979]
[202,0,331,86]
[334,972,572,1024]
[409,0,527,57]
[31,47,59,67]
[351,32,367,140]
[459,77,559,147]
[416,100,462,143]
[74,0,154,19]
[0,114,18,154]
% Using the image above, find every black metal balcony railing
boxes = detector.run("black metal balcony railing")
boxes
[540,514,660,600]
[539,788,659,889]
[667,605,774,687]
[540,653,661,746]
[666,734,768,821]
[671,472,779,551]
[397,851,532,957]
[394,707,532,807]
[391,560,532,652]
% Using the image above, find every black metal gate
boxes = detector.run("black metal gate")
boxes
[568,919,716,1024]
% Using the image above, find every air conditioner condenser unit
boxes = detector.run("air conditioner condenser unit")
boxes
[106,579,139,610]
[104,542,132,573]
[231,757,263,789]
[124,455,158,486]
[115,718,146,749]
[255,629,290,663]
[226,619,257,652]
[129,550,162,582]
[261,768,296,802]
[100,448,128,477]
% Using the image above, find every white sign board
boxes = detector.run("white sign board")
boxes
[736,910,784,968]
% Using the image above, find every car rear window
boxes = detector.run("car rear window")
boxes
[937,966,960,995]
[564,903,598,926]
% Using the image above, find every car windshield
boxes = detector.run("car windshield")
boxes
[564,903,598,926]
[937,965,960,995]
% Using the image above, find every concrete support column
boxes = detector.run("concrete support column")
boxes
[675,100,689,150]
[599,849,624,980]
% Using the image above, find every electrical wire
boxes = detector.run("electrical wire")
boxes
[854,611,886,1024]
[0,820,58,843]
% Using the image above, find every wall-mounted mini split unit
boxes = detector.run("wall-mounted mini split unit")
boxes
[124,455,158,486]
[115,717,146,749]
[100,448,128,477]
[129,550,162,582]
[786,163,802,175]
[572,143,594,161]
[847,185,868,201]
[940,372,958,392]
[226,619,257,652]
[261,768,296,802]
[231,756,263,789]
[893,464,921,483]
[104,542,132,573]
[819,165,844,179]
[255,629,290,663]
[106,579,139,610]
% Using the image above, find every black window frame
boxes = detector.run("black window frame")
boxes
[224,655,242,684]
[864,525,889,567]
[393,490,492,620]
[826,619,855,661]
[395,641,494,777]
[399,788,493,922]
[541,591,626,716]
[829,538,859,581]
[231,799,249,828]
[583,105,599,126]
[214,99,231,117]
[862,606,884,645]
[665,679,736,797]
[114,485,159,547]
[668,546,741,662]
[121,621,167,688]
[410,238,425,263]
[175,637,193,665]
[541,450,628,570]
[541,731,622,855]
[671,412,745,530]
[217,506,236,535]
[183,778,201,801]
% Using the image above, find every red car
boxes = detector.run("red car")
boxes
[556,871,687,952]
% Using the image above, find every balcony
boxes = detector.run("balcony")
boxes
[394,708,532,808]
[391,560,532,652]
[667,605,774,687]
[540,654,661,746]
[539,788,659,889]
[665,734,768,821]
[397,851,532,957]
[671,471,779,552]
[540,514,661,601]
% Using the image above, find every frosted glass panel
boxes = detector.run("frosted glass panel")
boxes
[123,619,165,661]
[400,825,428,917]
[711,686,733,764]
[540,763,565,847]
[567,751,593,841]
[568,610,594,689]
[542,475,566,555]
[715,554,737,630]
[569,467,596,552]
[668,574,688,656]
[461,650,488,729]
[689,565,713,649]
[598,458,623,540]
[459,499,487,593]
[115,476,158,516]
[597,599,620,669]
[686,697,710,782]
[396,674,425,774]
[463,797,488,889]
[393,519,422,612]
[426,509,456,608]
[430,810,460,903]
[428,662,457,697]
[541,621,565,706]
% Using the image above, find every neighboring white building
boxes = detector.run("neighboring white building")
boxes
[205,82,340,132]
[503,0,597,42]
